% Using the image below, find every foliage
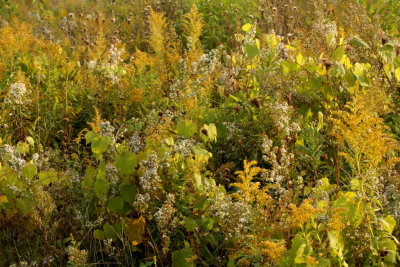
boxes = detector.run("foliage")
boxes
[0,0,400,266]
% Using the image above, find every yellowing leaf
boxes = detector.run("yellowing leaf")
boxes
[395,67,400,82]
[242,23,252,32]
[296,53,304,65]
[126,217,146,245]
[0,195,8,204]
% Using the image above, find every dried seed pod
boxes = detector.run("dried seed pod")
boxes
[250,98,261,109]
[381,36,389,45]
[321,58,334,69]
[395,44,400,56]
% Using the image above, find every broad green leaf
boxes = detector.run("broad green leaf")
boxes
[281,61,299,74]
[16,198,35,213]
[82,166,96,189]
[38,170,58,185]
[93,229,105,240]
[332,46,344,61]
[120,184,138,204]
[176,120,197,138]
[244,44,260,59]
[380,215,396,234]
[103,223,121,240]
[172,243,195,267]
[16,142,30,155]
[94,179,110,200]
[21,163,37,179]
[107,197,124,213]
[85,131,97,144]
[92,136,111,154]
[181,217,198,232]
[115,151,137,176]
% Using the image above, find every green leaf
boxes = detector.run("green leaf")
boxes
[16,198,35,213]
[82,166,96,189]
[172,243,195,267]
[85,131,97,144]
[225,94,239,108]
[176,120,197,138]
[332,46,344,61]
[26,136,35,147]
[328,231,344,257]
[92,136,111,154]
[350,36,371,49]
[192,146,209,156]
[103,223,120,240]
[281,61,299,75]
[380,215,396,234]
[107,197,124,213]
[120,184,138,204]
[115,151,137,176]
[244,44,260,59]
[93,229,105,240]
[181,217,198,232]
[94,179,110,200]
[38,170,58,185]
[21,163,37,179]
[16,142,30,155]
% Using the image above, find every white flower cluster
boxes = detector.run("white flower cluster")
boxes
[133,192,151,211]
[139,153,161,194]
[276,42,288,60]
[313,20,338,47]
[172,139,197,157]
[0,144,26,170]
[154,193,179,255]
[154,193,177,230]
[211,196,251,239]
[108,44,124,66]
[100,121,115,137]
[106,163,119,187]
[129,131,145,154]
[261,136,295,195]
[5,82,28,105]
[85,44,125,84]
[269,100,300,137]
[202,179,251,239]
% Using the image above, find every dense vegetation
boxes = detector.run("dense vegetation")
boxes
[1,0,400,266]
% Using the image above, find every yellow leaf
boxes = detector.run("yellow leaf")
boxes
[395,67,400,82]
[126,216,146,245]
[0,195,8,204]
[296,53,304,65]
[242,23,252,32]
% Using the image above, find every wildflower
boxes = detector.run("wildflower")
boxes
[260,240,286,263]
[5,82,28,105]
